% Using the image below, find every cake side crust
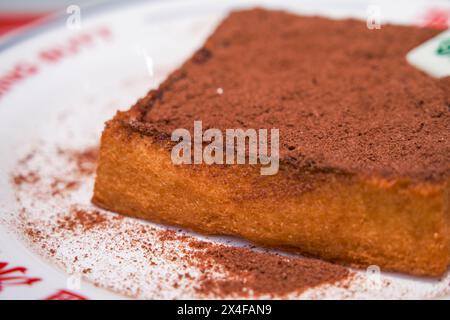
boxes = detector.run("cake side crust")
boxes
[93,118,450,276]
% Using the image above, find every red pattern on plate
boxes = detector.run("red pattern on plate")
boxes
[0,13,49,36]
[0,261,41,292]
[421,8,450,29]
[45,289,88,300]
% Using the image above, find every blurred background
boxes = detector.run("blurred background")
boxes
[0,0,449,37]
[0,0,108,36]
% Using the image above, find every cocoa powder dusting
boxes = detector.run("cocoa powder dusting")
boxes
[189,242,351,298]
[58,146,99,176]
[50,178,79,196]
[13,171,40,186]
[135,8,450,182]
[57,207,107,231]
[13,147,98,197]
[70,147,99,175]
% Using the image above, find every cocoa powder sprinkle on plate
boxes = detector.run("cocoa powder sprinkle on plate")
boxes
[190,242,352,298]
[11,145,356,298]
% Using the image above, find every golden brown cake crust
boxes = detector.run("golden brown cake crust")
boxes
[93,119,450,276]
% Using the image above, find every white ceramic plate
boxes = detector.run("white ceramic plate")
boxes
[0,0,449,300]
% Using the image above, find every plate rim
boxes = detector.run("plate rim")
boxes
[0,0,161,53]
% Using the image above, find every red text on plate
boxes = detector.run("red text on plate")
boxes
[0,261,42,292]
[45,289,87,300]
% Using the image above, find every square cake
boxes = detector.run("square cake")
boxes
[93,8,450,276]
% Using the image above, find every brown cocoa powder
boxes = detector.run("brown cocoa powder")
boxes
[13,171,40,186]
[132,8,449,182]
[190,242,352,298]
[58,146,99,176]
[57,207,107,231]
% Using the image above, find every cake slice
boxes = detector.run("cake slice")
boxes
[93,9,450,276]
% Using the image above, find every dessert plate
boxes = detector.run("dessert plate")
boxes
[0,0,449,300]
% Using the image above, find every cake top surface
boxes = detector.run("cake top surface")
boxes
[137,8,450,182]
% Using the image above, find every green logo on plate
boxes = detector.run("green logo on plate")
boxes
[436,38,450,56]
